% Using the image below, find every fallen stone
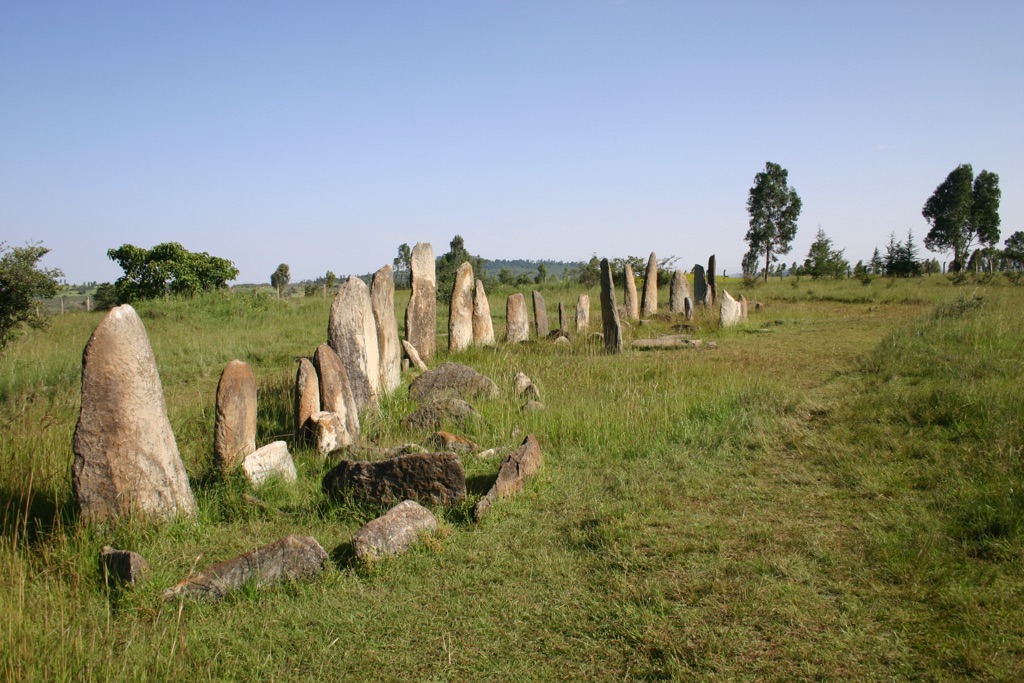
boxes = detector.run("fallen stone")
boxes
[522,400,545,412]
[293,357,320,445]
[506,293,529,343]
[100,546,150,586]
[448,261,474,353]
[401,340,428,372]
[476,448,501,459]
[532,291,549,338]
[352,500,439,561]
[348,443,428,459]
[73,304,196,524]
[241,441,297,487]
[401,398,481,431]
[473,435,543,521]
[322,452,467,506]
[600,259,623,353]
[405,242,436,360]
[313,344,358,446]
[428,431,478,452]
[214,359,258,471]
[328,275,380,410]
[409,362,499,403]
[163,535,328,601]
[641,252,659,317]
[623,263,639,321]
[472,279,495,346]
[632,336,705,349]
[371,265,402,394]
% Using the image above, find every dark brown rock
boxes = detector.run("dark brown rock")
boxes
[214,359,257,471]
[162,535,328,601]
[100,546,150,586]
[707,254,718,305]
[352,500,439,561]
[600,259,623,353]
[693,264,709,306]
[408,362,499,403]
[322,452,467,506]
[73,305,196,524]
[401,398,481,431]
[473,435,543,521]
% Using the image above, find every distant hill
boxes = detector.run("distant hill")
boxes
[480,259,584,279]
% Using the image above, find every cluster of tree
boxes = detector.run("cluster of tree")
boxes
[0,242,64,352]
[435,236,486,304]
[797,228,849,279]
[104,242,238,305]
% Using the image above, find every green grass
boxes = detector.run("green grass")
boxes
[2,273,1022,681]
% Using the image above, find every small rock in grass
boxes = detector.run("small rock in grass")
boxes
[100,546,150,586]
[353,500,439,561]
[241,441,297,487]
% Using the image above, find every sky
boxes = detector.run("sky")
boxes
[2,1,1022,284]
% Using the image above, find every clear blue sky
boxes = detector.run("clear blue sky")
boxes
[2,1,1021,284]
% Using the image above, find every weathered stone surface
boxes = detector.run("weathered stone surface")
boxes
[720,290,743,327]
[472,279,495,346]
[428,431,478,452]
[600,259,623,353]
[693,264,709,306]
[448,262,475,353]
[73,305,196,524]
[641,252,659,317]
[513,371,540,400]
[310,411,344,455]
[409,362,499,403]
[632,336,705,350]
[506,293,529,343]
[328,276,380,410]
[707,254,718,305]
[322,452,467,506]
[371,265,402,394]
[241,441,297,487]
[100,546,150,586]
[401,398,481,431]
[313,344,358,446]
[738,293,749,320]
[684,296,694,320]
[163,535,328,601]
[294,358,320,444]
[522,400,545,412]
[352,500,439,561]
[401,340,428,371]
[405,242,436,361]
[473,435,543,521]
[532,291,549,338]
[576,294,590,333]
[669,270,690,314]
[553,335,570,346]
[214,360,257,471]
[623,263,639,321]
[348,443,427,460]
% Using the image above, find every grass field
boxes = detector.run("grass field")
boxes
[2,273,1022,681]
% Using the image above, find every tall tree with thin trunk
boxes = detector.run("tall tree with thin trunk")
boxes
[745,162,802,282]
[271,263,290,299]
[922,164,1001,272]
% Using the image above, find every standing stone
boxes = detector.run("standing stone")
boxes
[241,441,298,487]
[352,500,439,561]
[641,252,659,317]
[707,255,718,305]
[472,279,495,346]
[600,259,623,353]
[684,296,694,320]
[720,290,743,327]
[294,358,320,444]
[506,293,529,343]
[738,293,749,320]
[309,411,344,455]
[532,291,548,338]
[448,262,474,353]
[213,360,257,471]
[328,276,380,410]
[72,304,196,523]
[576,294,590,333]
[313,344,358,447]
[371,265,401,394]
[557,302,569,336]
[405,242,436,361]
[623,263,639,321]
[693,264,709,306]
[669,270,691,314]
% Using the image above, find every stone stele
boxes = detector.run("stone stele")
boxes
[405,242,436,360]
[313,343,359,447]
[506,293,529,343]
[669,270,690,314]
[641,251,659,317]
[72,304,196,524]
[293,357,320,445]
[600,259,623,353]
[328,275,381,410]
[623,262,639,321]
[532,290,549,338]
[448,261,475,353]
[371,264,402,394]
[576,294,590,333]
[472,279,495,346]
[693,264,709,307]
[720,290,743,327]
[213,359,257,471]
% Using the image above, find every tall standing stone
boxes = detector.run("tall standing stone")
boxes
[313,344,358,447]
[506,294,529,343]
[623,263,639,321]
[707,254,718,305]
[738,293,749,320]
[214,360,257,471]
[600,259,623,353]
[693,264,709,306]
[448,262,474,353]
[557,302,569,336]
[532,291,548,338]
[669,270,691,314]
[72,305,196,523]
[405,242,436,361]
[641,252,659,317]
[294,358,320,444]
[720,290,743,327]
[576,294,590,333]
[371,265,401,395]
[328,276,380,410]
[472,279,495,346]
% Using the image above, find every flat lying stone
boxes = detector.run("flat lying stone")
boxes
[322,452,466,506]
[241,441,297,487]
[401,340,428,372]
[400,398,481,431]
[632,336,704,350]
[352,500,439,561]
[409,362,499,403]
[100,546,150,586]
[348,443,427,459]
[428,431,478,452]
[163,535,328,601]
[474,435,543,521]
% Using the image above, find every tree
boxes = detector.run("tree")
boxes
[0,242,64,352]
[435,235,484,303]
[869,247,885,275]
[1004,231,1024,271]
[534,263,548,285]
[746,162,802,281]
[802,228,849,279]
[393,243,412,288]
[271,263,290,298]
[884,230,922,277]
[922,164,1001,272]
[107,242,238,302]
